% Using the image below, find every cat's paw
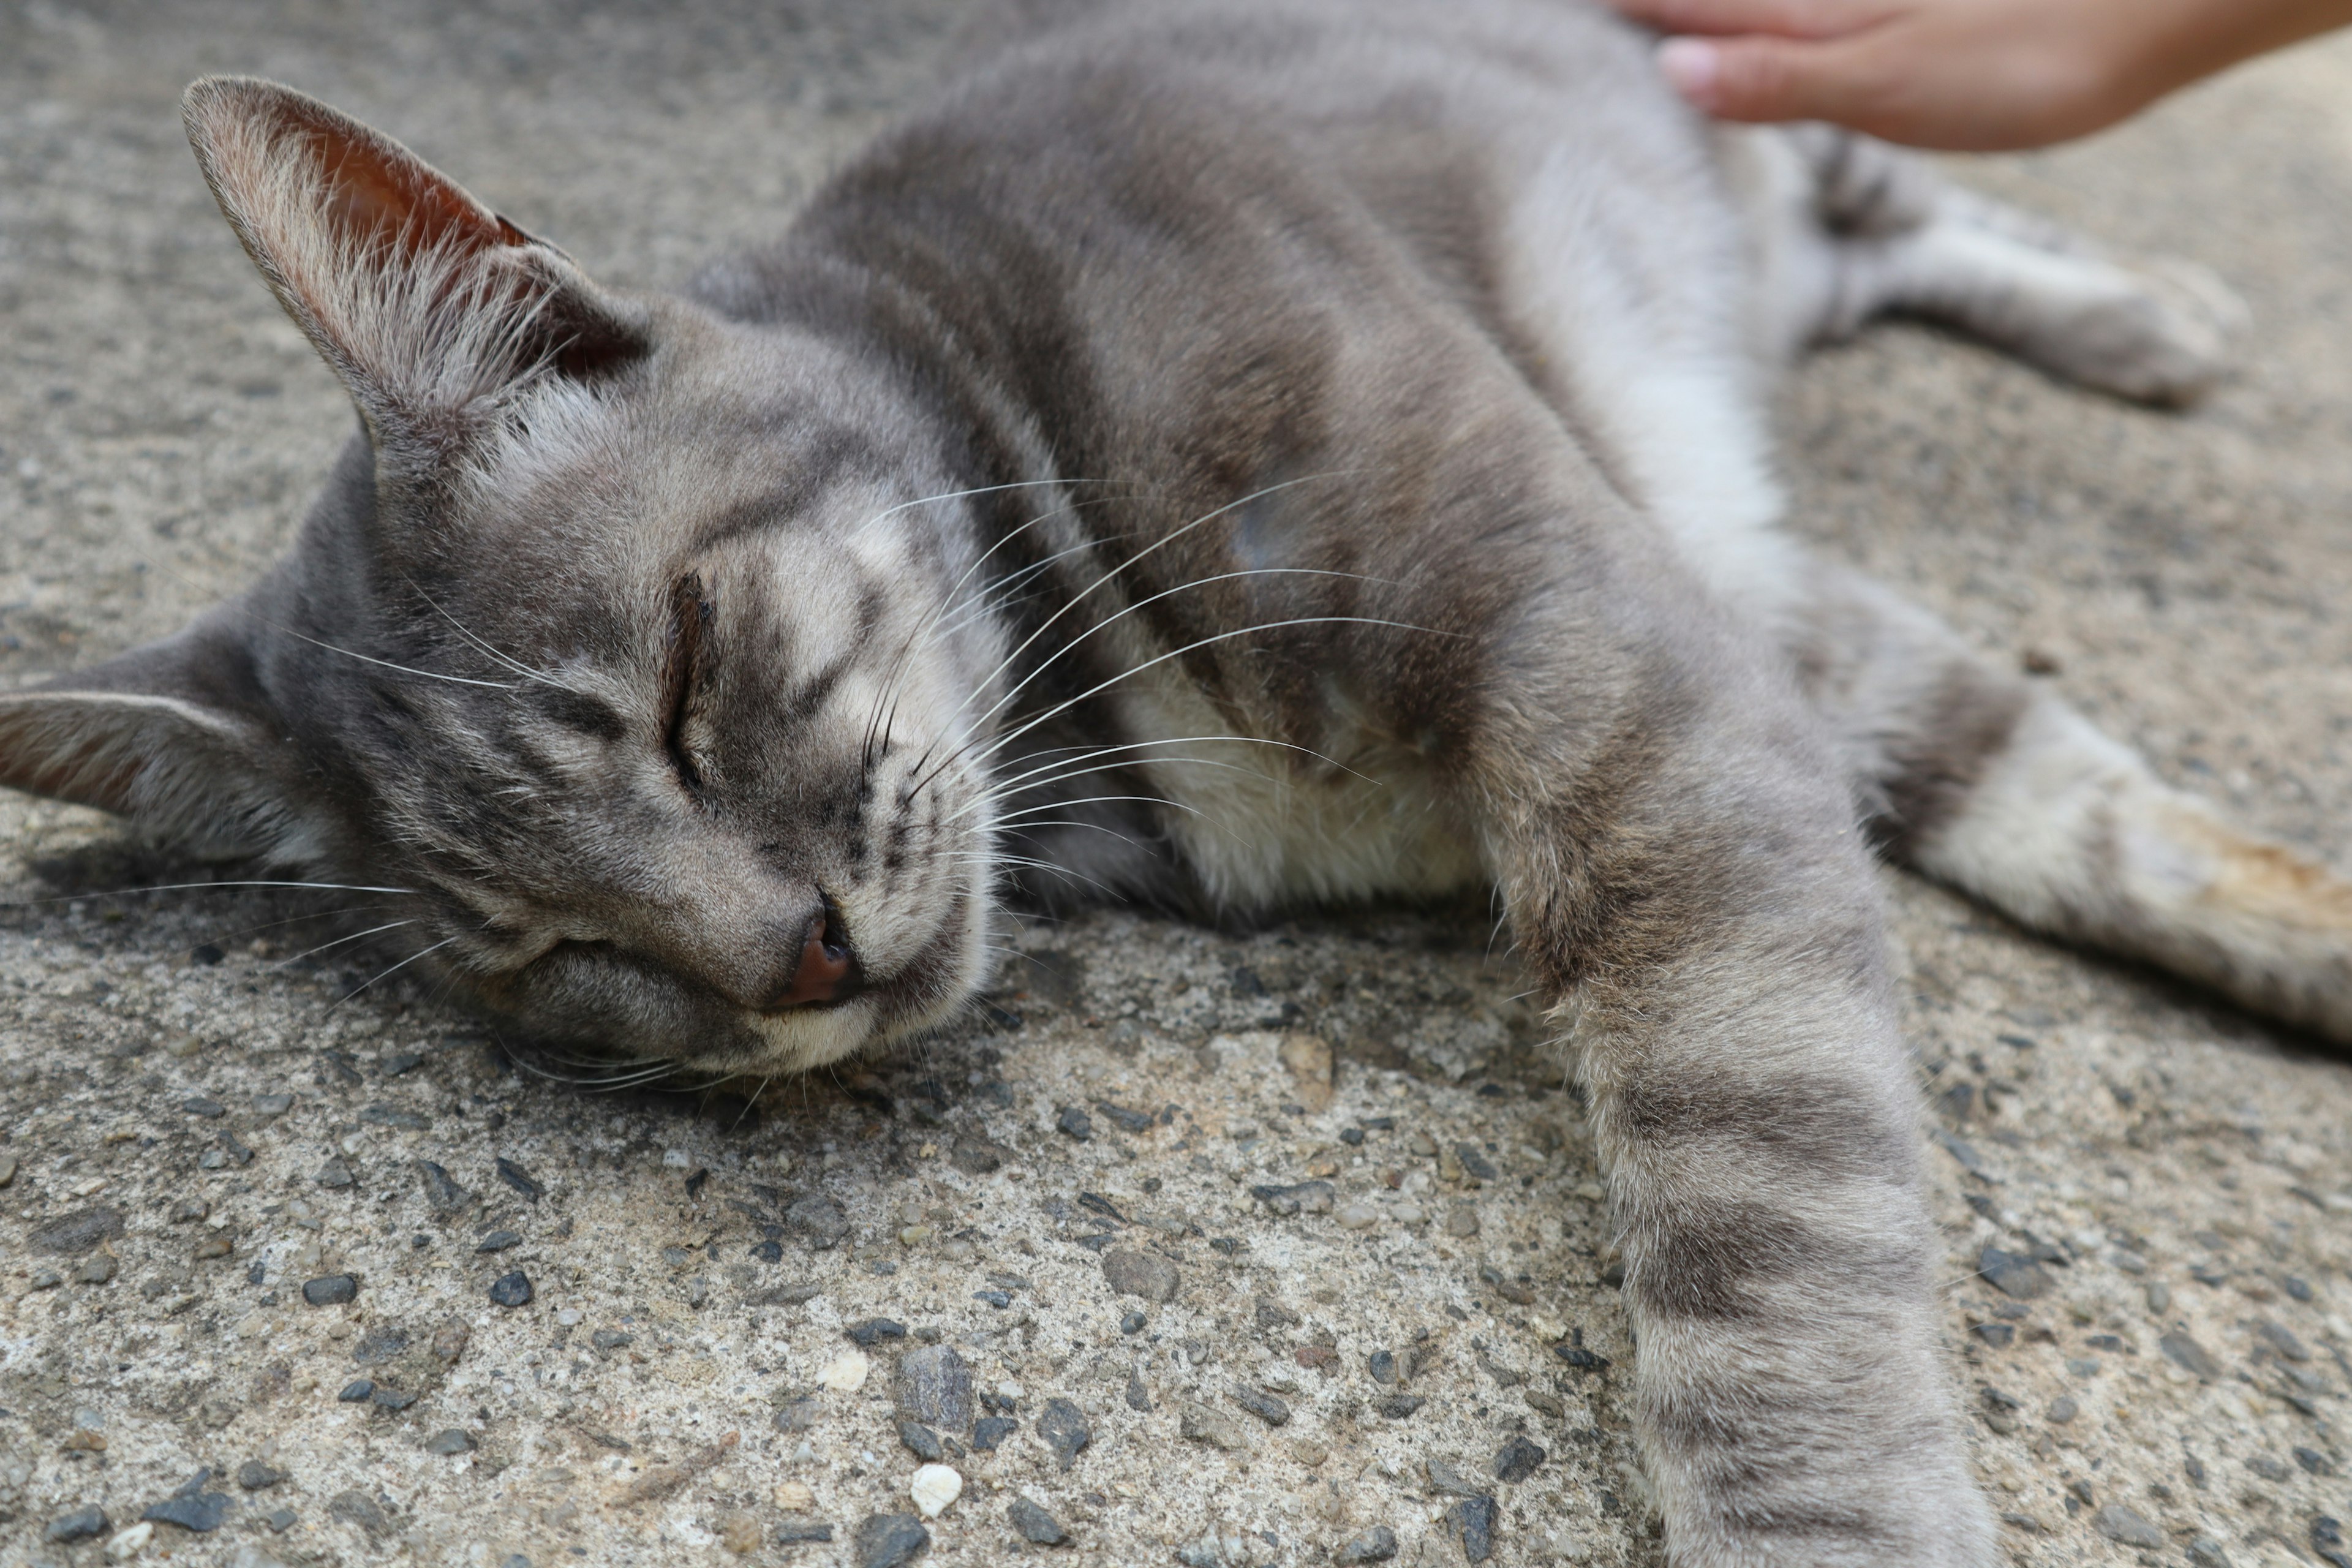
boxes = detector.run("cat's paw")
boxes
[2032,255,2248,407]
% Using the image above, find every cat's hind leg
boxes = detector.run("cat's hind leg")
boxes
[1741,125,2247,405]
[1793,567,2352,1044]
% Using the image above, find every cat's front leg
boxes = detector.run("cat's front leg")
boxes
[1474,658,1992,1567]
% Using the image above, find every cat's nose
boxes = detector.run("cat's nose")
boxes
[761,900,860,1011]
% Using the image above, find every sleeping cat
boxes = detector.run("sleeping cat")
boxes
[2,1,2344,1562]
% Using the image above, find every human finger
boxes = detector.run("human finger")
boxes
[1604,0,1887,42]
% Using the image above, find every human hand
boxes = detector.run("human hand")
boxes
[1607,0,2352,151]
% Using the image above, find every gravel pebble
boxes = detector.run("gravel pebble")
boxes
[1008,1496,1067,1544]
[972,1415,1018,1450]
[2160,1332,2223,1380]
[45,1505,107,1542]
[1977,1245,2052,1300]
[142,1470,230,1532]
[1101,1248,1178,1303]
[337,1379,374,1402]
[899,1420,943,1461]
[1056,1106,1094,1140]
[777,1522,835,1544]
[235,1463,285,1491]
[786,1193,850,1249]
[1039,1397,1092,1468]
[1375,1395,1425,1419]
[1231,1385,1290,1427]
[487,1270,534,1308]
[847,1316,907,1346]
[908,1463,962,1519]
[1179,1402,1249,1450]
[1449,1494,1499,1564]
[852,1512,930,1568]
[2094,1505,2167,1550]
[895,1345,975,1432]
[301,1274,357,1306]
[426,1428,476,1455]
[1494,1436,1547,1482]
[1336,1525,1399,1563]
[494,1157,545,1201]
[475,1229,522,1253]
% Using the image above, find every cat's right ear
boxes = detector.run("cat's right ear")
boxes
[180,77,649,462]
[0,616,309,860]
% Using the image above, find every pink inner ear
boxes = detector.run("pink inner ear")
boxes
[283,97,515,264]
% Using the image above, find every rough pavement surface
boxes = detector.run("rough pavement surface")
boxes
[4,4,2352,1565]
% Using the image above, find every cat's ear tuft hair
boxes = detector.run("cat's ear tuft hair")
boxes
[180,77,649,448]
[0,617,310,861]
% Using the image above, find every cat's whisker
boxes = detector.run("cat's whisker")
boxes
[0,878,422,911]
[941,472,1360,738]
[951,755,1268,824]
[400,573,576,691]
[331,935,461,1008]
[273,918,421,969]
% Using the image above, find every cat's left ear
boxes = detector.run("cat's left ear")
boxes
[0,613,311,859]
[180,77,649,458]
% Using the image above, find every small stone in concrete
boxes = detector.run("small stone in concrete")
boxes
[972,1415,1018,1450]
[143,1472,230,1532]
[2159,1332,2223,1380]
[1376,1395,1425,1419]
[718,1511,761,1554]
[75,1253,117,1284]
[1008,1496,1066,1544]
[594,1329,634,1351]
[236,1462,286,1491]
[31,1207,124,1255]
[1101,1248,1178,1303]
[337,1378,375,1402]
[315,1158,355,1189]
[1055,1106,1093,1140]
[1180,1403,1249,1451]
[426,1428,475,1455]
[47,1506,108,1542]
[786,1193,850,1249]
[494,1157,544,1201]
[2188,1537,2233,1568]
[948,1137,1006,1175]
[846,1317,907,1346]
[488,1270,533,1307]
[908,1463,962,1519]
[170,1199,209,1224]
[372,1390,417,1412]
[183,1095,226,1118]
[894,1344,975,1431]
[852,1512,930,1567]
[1449,1494,1499,1564]
[899,1420,943,1462]
[1428,1459,1484,1496]
[1125,1369,1152,1412]
[2093,1506,2166,1550]
[2258,1320,2312,1362]
[475,1229,521,1253]
[1231,1385,1289,1427]
[328,1490,389,1538]
[1442,1205,1480,1238]
[416,1160,469,1218]
[1250,1180,1334,1217]
[1977,1246,2052,1300]
[1038,1398,1091,1469]
[302,1274,357,1306]
[777,1522,835,1543]
[1120,1310,1147,1335]
[2047,1396,2078,1424]
[1336,1525,1399,1563]
[1494,1435,1547,1483]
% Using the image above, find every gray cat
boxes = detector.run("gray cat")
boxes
[1,1,2342,1561]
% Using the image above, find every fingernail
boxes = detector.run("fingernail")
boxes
[1656,37,1721,105]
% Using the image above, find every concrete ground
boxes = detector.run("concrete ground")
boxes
[3,3,2351,1566]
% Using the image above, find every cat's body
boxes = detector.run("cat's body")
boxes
[3,2,2346,1562]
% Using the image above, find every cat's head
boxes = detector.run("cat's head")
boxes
[0,79,1008,1078]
